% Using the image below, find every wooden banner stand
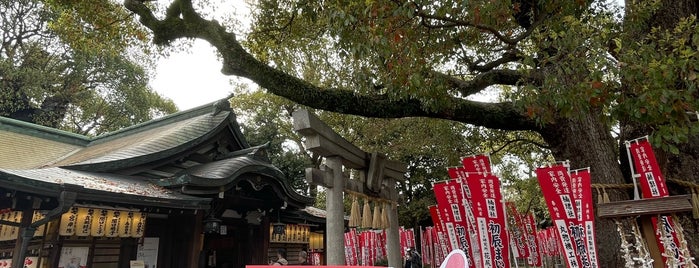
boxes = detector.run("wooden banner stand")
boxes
[597,194,693,268]
[293,109,406,267]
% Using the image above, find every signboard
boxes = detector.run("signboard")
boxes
[137,237,159,268]
[58,247,89,268]
[130,260,145,268]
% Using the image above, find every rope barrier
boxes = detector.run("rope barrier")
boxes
[590,183,634,189]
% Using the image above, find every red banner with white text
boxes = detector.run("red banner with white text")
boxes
[429,205,450,262]
[505,202,530,259]
[433,180,472,263]
[627,138,687,266]
[344,228,359,265]
[461,155,492,174]
[465,173,510,268]
[524,213,542,266]
[536,164,584,268]
[569,168,599,268]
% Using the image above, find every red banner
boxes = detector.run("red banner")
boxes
[433,181,469,256]
[421,227,432,267]
[460,154,493,268]
[344,228,359,265]
[628,139,668,197]
[359,231,376,266]
[569,168,599,268]
[523,213,542,266]
[461,154,492,174]
[405,228,416,252]
[429,205,450,262]
[536,164,583,268]
[447,168,483,267]
[505,202,529,259]
[379,230,387,261]
[465,173,509,268]
[627,138,686,266]
[400,226,408,258]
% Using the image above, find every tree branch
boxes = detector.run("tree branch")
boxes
[124,0,540,132]
[466,50,522,72]
[433,69,525,97]
[415,10,518,45]
[491,138,550,155]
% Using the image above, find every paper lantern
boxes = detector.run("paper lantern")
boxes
[119,211,134,237]
[59,207,79,236]
[90,209,108,237]
[132,212,146,238]
[75,208,93,237]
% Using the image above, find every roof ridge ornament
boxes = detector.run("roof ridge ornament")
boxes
[211,99,232,115]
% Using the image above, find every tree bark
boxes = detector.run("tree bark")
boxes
[540,112,627,267]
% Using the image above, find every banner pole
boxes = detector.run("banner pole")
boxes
[624,141,641,200]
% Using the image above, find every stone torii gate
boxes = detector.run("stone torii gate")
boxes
[292,109,406,267]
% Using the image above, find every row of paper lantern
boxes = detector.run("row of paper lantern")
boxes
[59,207,146,238]
[0,211,46,241]
[269,224,310,243]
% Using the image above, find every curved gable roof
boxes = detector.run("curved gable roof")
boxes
[154,145,314,208]
[0,98,313,210]
[58,110,235,171]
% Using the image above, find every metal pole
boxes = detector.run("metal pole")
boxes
[625,141,641,200]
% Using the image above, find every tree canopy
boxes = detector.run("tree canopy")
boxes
[0,0,176,135]
[121,0,699,265]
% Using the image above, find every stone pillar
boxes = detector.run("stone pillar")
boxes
[325,156,346,265]
[386,181,402,268]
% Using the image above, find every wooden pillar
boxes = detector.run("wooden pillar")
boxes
[639,216,663,268]
[188,212,204,268]
[325,156,346,265]
[11,208,34,268]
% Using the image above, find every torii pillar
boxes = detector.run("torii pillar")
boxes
[293,109,406,267]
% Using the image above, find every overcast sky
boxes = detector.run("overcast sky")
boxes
[149,1,252,111]
[150,41,244,110]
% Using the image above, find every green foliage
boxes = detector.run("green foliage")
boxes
[0,0,175,135]
[515,2,622,126]
[616,13,699,153]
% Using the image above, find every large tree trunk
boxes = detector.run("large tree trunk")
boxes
[540,111,628,266]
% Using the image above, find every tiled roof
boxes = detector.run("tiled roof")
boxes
[0,130,82,169]
[0,98,312,210]
[0,167,210,209]
[58,111,232,171]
